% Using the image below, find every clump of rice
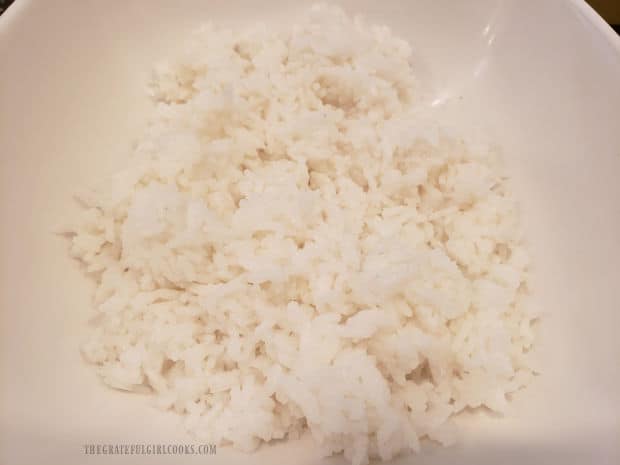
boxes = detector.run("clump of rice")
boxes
[64,4,537,464]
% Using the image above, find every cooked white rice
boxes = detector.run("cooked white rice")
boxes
[64,4,537,464]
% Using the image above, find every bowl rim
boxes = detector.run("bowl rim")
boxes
[1,0,619,55]
[569,0,620,54]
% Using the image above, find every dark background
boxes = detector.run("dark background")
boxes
[0,0,13,15]
[0,0,619,32]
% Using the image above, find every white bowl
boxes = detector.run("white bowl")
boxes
[1,1,619,464]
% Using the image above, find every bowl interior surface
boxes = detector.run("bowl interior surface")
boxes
[1,1,619,464]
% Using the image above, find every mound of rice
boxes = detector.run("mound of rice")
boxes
[64,5,537,464]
